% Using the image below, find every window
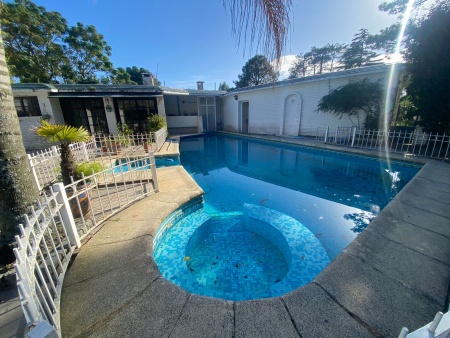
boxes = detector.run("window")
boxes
[60,98,109,134]
[14,97,42,117]
[117,98,157,133]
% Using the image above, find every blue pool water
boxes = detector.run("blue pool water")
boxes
[153,134,420,300]
[113,156,179,172]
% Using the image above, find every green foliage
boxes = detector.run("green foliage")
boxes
[117,123,134,135]
[110,67,137,85]
[35,120,91,185]
[288,43,345,78]
[317,78,383,129]
[340,29,380,69]
[147,115,166,132]
[125,66,161,85]
[1,1,114,84]
[394,95,418,127]
[218,82,230,91]
[378,0,427,16]
[76,161,103,179]
[402,0,450,133]
[0,0,68,83]
[62,22,113,84]
[234,55,278,88]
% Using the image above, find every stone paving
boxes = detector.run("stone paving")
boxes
[15,133,440,337]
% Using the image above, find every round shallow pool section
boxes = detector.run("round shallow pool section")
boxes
[153,203,330,301]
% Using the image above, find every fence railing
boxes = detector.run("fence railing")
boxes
[398,311,450,338]
[17,142,159,335]
[13,183,78,332]
[309,127,450,160]
[154,127,168,151]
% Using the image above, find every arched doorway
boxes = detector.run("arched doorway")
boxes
[282,93,302,136]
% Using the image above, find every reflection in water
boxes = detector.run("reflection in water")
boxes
[180,134,420,258]
[344,212,376,233]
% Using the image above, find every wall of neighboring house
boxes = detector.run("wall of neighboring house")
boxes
[222,65,400,136]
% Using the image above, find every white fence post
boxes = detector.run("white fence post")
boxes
[324,126,329,143]
[149,151,159,193]
[81,142,88,161]
[51,145,59,157]
[52,183,81,248]
[27,154,42,191]
[351,127,357,147]
[334,126,339,144]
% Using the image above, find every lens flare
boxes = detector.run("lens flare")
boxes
[383,0,415,166]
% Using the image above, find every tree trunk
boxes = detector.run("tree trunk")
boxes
[0,29,38,244]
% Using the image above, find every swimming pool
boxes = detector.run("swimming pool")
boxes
[113,156,180,172]
[153,134,420,300]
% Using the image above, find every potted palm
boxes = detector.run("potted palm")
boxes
[36,121,92,217]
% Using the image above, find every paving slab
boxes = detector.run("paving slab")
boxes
[367,209,450,264]
[415,160,450,184]
[169,295,234,338]
[61,257,160,338]
[109,198,178,222]
[314,252,442,337]
[382,199,450,238]
[0,272,26,338]
[346,228,450,305]
[63,236,154,286]
[282,283,375,337]
[398,191,450,218]
[401,176,450,203]
[88,278,189,338]
[84,219,160,247]
[235,297,300,338]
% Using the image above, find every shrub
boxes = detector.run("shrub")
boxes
[147,115,166,132]
[76,161,104,179]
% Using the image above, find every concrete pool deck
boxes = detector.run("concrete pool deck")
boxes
[60,137,450,337]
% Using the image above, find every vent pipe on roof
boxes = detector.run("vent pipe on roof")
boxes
[196,81,204,90]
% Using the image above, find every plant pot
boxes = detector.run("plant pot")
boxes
[143,143,153,153]
[102,141,122,155]
[66,183,92,219]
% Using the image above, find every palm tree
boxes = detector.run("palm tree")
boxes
[0,28,38,245]
[222,0,292,63]
[36,120,90,186]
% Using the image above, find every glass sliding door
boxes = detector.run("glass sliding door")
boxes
[60,98,109,134]
[116,98,157,133]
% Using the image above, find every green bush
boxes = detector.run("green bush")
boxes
[76,161,104,178]
[147,115,166,132]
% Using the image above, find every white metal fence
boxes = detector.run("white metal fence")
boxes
[308,127,450,160]
[154,127,168,151]
[398,311,450,338]
[18,136,161,335]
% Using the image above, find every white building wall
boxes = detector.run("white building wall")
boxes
[222,66,396,136]
[13,91,55,151]
[102,97,118,134]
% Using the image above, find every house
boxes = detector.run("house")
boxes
[12,64,405,151]
[12,82,225,151]
[222,63,406,136]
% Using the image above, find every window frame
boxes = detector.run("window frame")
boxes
[14,96,42,117]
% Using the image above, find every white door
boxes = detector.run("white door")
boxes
[241,102,249,133]
[283,94,301,136]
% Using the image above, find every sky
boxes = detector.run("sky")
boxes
[15,0,399,89]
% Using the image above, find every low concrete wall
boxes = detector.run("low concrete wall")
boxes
[167,116,202,133]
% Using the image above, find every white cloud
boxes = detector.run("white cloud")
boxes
[272,55,297,80]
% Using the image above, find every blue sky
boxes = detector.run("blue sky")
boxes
[21,0,398,89]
